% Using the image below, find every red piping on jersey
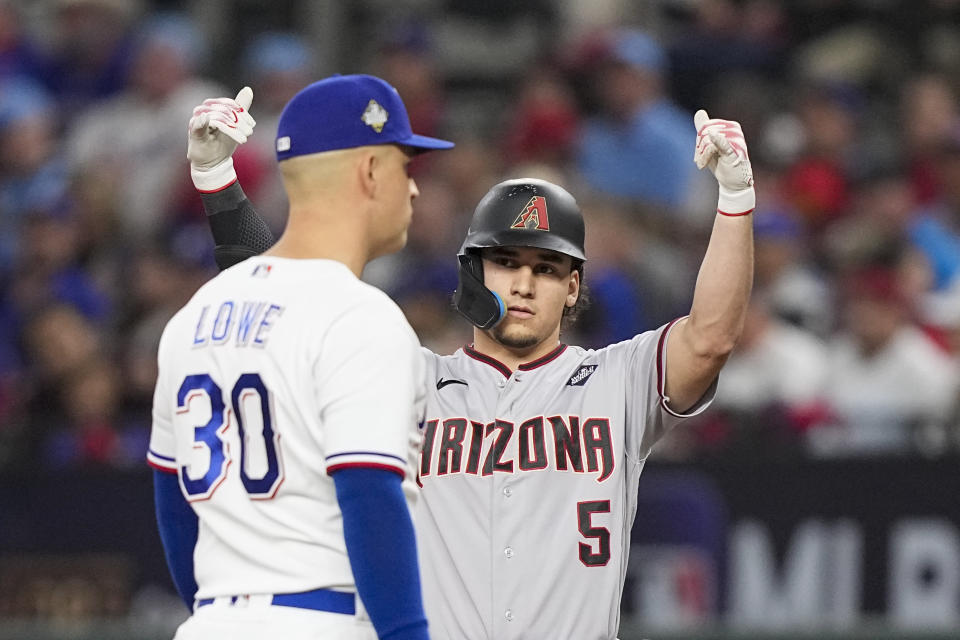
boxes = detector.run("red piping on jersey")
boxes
[463,346,512,377]
[518,344,567,370]
[655,317,683,400]
[463,343,567,377]
[147,459,178,474]
[326,461,405,479]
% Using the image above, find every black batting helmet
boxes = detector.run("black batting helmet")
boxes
[453,178,586,329]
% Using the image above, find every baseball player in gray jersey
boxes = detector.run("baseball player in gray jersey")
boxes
[189,83,754,639]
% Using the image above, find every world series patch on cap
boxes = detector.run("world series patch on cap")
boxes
[275,74,454,160]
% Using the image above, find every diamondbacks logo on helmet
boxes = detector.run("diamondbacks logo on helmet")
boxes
[361,99,389,133]
[511,196,550,231]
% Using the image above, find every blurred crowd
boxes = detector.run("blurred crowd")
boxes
[2,0,960,472]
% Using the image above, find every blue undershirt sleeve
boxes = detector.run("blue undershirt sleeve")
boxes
[332,467,429,640]
[153,469,199,610]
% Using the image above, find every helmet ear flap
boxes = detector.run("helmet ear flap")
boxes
[463,251,484,279]
[453,253,505,330]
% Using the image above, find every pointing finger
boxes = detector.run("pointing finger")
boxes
[694,109,710,132]
[235,86,253,112]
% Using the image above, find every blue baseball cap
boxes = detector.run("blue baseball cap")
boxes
[275,74,454,161]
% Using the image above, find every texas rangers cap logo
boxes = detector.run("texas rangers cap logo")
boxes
[511,196,550,231]
[361,99,389,133]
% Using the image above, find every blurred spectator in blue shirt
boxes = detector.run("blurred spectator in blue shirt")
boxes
[0,76,70,275]
[8,208,111,324]
[43,357,148,469]
[910,125,960,291]
[378,175,469,354]
[754,208,833,336]
[20,304,103,457]
[574,198,649,347]
[375,22,445,143]
[65,12,224,242]
[0,1,48,82]
[576,29,696,210]
[40,0,140,111]
[908,123,960,343]
[237,32,317,232]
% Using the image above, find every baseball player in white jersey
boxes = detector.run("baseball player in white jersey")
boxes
[148,75,452,640]
[188,82,754,638]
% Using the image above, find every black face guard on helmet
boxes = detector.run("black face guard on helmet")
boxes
[453,178,586,330]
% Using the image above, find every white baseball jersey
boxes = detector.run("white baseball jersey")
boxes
[148,256,424,602]
[415,319,715,639]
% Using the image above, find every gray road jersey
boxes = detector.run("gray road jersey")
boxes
[415,319,716,640]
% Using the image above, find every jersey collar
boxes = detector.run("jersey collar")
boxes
[463,343,568,378]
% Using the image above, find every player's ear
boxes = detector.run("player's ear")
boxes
[566,268,580,308]
[358,150,379,199]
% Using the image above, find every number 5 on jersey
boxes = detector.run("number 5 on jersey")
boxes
[176,372,283,501]
[578,500,611,567]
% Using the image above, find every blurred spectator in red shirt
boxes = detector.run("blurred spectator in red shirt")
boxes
[502,67,579,169]
[782,83,861,230]
[900,74,959,206]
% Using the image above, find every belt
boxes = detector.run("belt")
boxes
[196,587,356,615]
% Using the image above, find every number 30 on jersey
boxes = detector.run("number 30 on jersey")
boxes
[175,372,283,501]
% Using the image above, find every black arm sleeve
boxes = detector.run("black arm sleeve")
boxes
[201,183,276,271]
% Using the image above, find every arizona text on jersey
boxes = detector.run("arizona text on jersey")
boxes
[415,319,716,640]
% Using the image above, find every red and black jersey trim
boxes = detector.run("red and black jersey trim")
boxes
[464,345,512,377]
[657,317,707,418]
[324,451,407,479]
[146,450,178,474]
[518,344,567,371]
[147,460,178,474]
[655,317,683,400]
[326,461,405,479]
[464,343,568,377]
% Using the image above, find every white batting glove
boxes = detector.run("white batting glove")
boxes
[187,87,255,192]
[693,109,755,216]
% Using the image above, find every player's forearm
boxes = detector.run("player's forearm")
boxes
[682,110,755,362]
[663,212,752,411]
[153,469,199,610]
[685,213,753,358]
[333,468,430,640]
[201,183,276,270]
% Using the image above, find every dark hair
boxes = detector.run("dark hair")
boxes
[561,262,590,330]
